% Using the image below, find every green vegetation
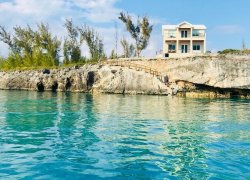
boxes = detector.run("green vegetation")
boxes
[63,19,83,64]
[0,23,61,70]
[0,20,106,70]
[118,12,153,57]
[109,49,117,59]
[78,24,106,62]
[120,38,135,58]
[0,13,155,70]
[218,48,250,55]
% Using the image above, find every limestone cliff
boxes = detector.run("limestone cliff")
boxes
[1,56,250,98]
[131,55,250,97]
[0,64,171,95]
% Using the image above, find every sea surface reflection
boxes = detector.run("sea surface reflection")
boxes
[0,91,249,179]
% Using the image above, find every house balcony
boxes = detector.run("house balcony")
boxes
[164,34,177,39]
[178,48,191,53]
[192,33,206,40]
[168,49,176,53]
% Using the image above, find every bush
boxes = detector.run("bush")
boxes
[218,48,250,55]
[218,49,241,54]
[0,20,106,70]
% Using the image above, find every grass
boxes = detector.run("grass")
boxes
[0,59,105,72]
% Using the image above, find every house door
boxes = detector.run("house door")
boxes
[181,45,188,53]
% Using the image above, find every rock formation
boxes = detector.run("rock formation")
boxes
[131,55,250,97]
[0,64,171,95]
[1,55,250,98]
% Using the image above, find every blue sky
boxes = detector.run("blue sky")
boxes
[116,0,250,52]
[0,0,249,57]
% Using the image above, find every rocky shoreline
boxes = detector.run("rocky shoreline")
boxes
[0,64,172,95]
[1,56,250,98]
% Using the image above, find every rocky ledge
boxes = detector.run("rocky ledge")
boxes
[0,64,171,95]
[131,55,250,98]
[1,56,250,98]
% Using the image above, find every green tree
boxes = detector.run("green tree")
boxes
[35,23,61,66]
[78,25,105,62]
[120,38,135,58]
[0,26,20,54]
[0,26,22,68]
[0,23,61,69]
[110,49,117,59]
[63,19,81,64]
[118,12,153,57]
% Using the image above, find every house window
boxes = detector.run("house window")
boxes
[168,44,176,52]
[193,44,201,51]
[181,31,188,38]
[168,30,176,38]
[192,30,199,36]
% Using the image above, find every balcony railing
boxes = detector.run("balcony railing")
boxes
[167,49,192,53]
[178,49,191,53]
[180,33,191,38]
[167,35,176,38]
[165,33,206,39]
[168,49,176,53]
[192,33,205,37]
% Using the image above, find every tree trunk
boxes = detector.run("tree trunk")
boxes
[136,46,140,57]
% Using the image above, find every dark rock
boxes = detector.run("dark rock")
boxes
[42,69,50,74]
[163,75,169,84]
[98,65,103,69]
[37,81,44,92]
[52,81,58,92]
[65,77,71,91]
[111,69,117,74]
[87,71,95,90]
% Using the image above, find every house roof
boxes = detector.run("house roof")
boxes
[162,21,206,30]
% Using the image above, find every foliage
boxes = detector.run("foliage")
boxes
[109,49,117,59]
[0,20,106,70]
[63,19,82,64]
[218,49,242,54]
[118,12,153,57]
[242,49,250,54]
[0,57,4,69]
[0,23,61,69]
[120,38,135,58]
[78,25,106,62]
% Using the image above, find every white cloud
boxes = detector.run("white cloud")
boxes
[72,0,121,23]
[0,0,162,58]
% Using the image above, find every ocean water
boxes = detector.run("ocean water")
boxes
[0,90,249,179]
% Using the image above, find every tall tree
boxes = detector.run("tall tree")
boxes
[63,19,81,64]
[0,23,61,68]
[35,23,61,66]
[118,12,153,57]
[78,25,105,62]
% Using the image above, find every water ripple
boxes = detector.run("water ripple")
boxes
[0,91,249,179]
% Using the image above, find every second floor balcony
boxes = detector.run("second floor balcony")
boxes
[165,30,206,39]
[192,33,205,38]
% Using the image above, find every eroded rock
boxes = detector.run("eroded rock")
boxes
[0,64,171,95]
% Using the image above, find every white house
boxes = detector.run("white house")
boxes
[162,21,206,58]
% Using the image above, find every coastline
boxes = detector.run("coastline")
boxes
[1,55,250,98]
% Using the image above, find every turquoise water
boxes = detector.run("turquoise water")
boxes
[0,91,249,179]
